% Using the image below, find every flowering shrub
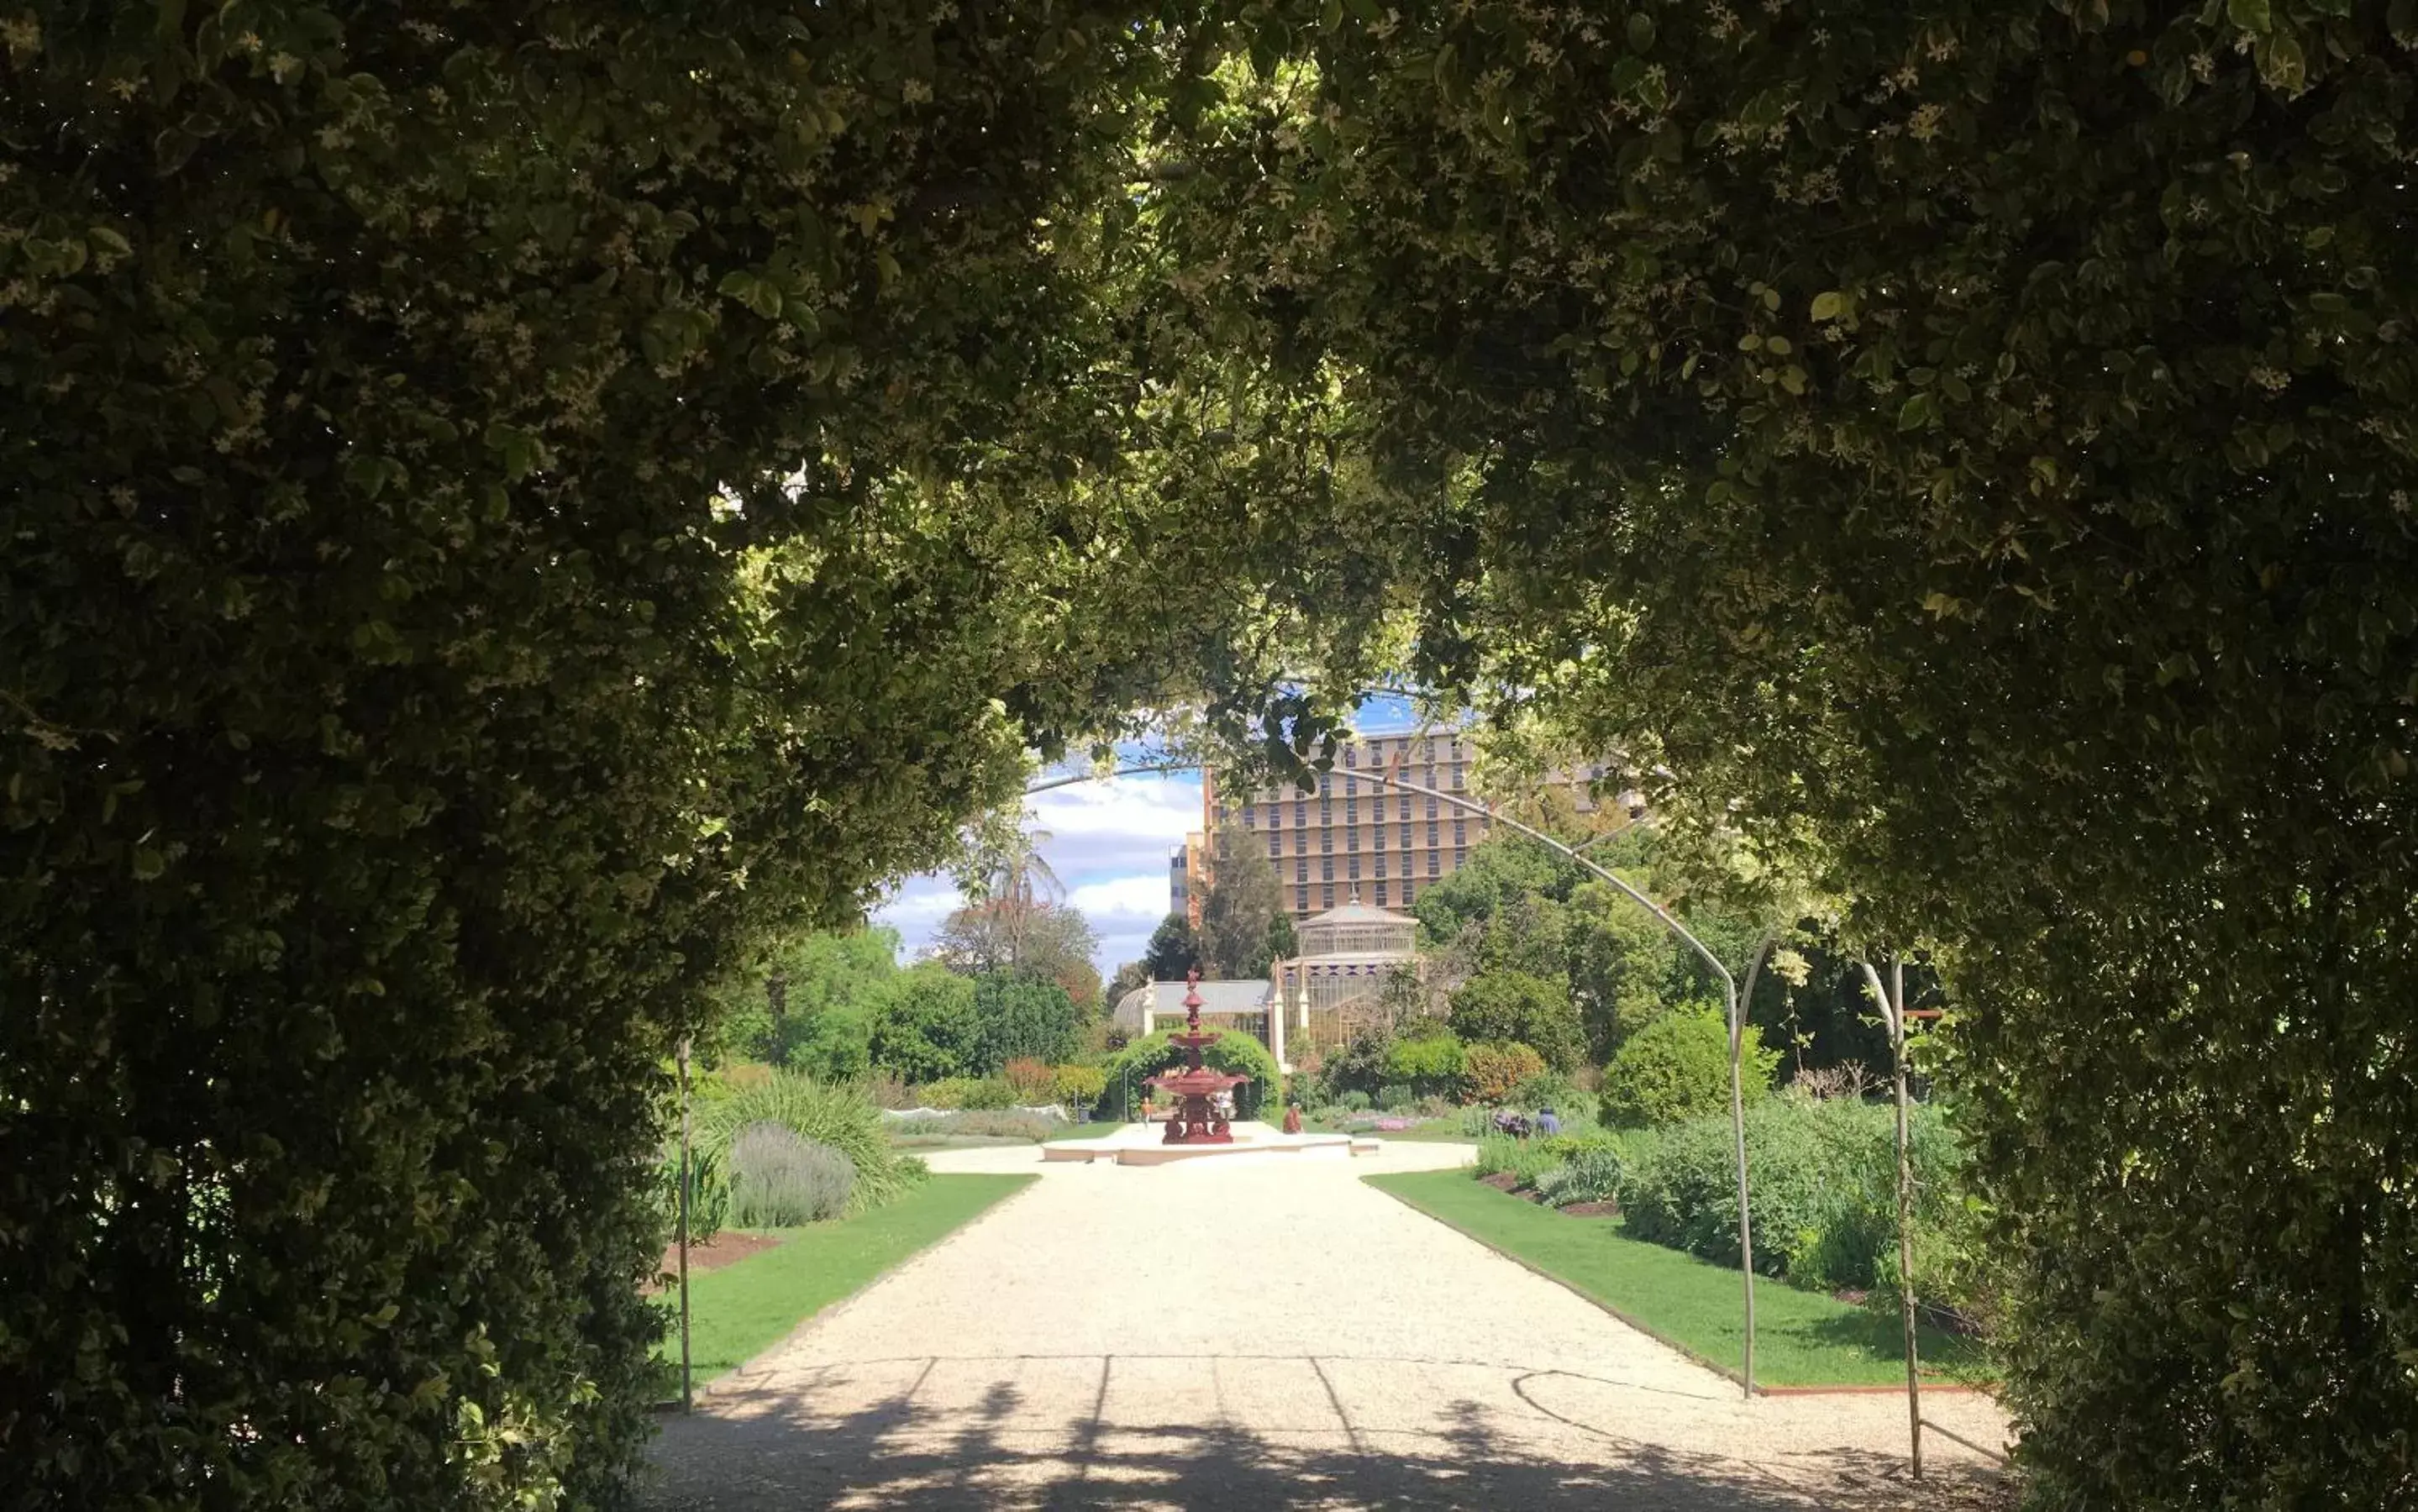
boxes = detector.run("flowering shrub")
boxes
[1463,1042,1548,1104]
[1002,1058,1057,1103]
[1051,1063,1107,1110]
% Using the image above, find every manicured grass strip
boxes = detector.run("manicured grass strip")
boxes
[1041,1121,1125,1142]
[1365,1170,1984,1389]
[659,1173,1033,1390]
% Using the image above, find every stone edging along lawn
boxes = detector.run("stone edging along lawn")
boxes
[1364,1170,1991,1393]
[653,1172,1038,1404]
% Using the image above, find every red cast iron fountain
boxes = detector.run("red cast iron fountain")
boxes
[1145,969,1251,1144]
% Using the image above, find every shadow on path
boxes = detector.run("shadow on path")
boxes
[644,1352,2010,1511]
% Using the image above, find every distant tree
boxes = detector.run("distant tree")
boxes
[970,973,1082,1073]
[869,964,980,1084]
[1265,911,1299,965]
[1106,959,1151,1005]
[1139,911,1201,981]
[934,896,1099,988]
[1054,956,1105,1019]
[1447,969,1586,1072]
[708,927,899,1076]
[1197,824,1287,977]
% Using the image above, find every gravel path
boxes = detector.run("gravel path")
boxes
[645,1131,2011,1509]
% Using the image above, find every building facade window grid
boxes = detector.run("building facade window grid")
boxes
[1210,735,1613,926]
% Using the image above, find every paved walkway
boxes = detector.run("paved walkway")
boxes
[645,1130,2011,1509]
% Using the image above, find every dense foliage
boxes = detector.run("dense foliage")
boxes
[1196,822,1296,977]
[1618,1099,1982,1311]
[969,974,1084,1073]
[1138,911,1202,981]
[1153,4,2418,1501]
[17,0,2418,1503]
[867,967,983,1085]
[1382,1032,1468,1097]
[1445,969,1585,1071]
[696,1073,922,1218]
[1600,1006,1779,1130]
[1461,1041,1548,1105]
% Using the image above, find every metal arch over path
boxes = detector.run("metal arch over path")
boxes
[1017,755,1767,1398]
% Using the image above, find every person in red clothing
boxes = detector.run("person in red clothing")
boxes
[1281,1103,1303,1135]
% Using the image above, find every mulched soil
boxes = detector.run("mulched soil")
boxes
[644,1231,785,1293]
[1476,1172,1521,1193]
[1558,1200,1621,1218]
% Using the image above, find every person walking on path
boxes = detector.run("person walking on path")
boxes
[1535,1105,1562,1136]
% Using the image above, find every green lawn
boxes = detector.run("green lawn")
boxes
[1041,1120,1125,1141]
[1365,1170,1984,1389]
[657,1173,1033,1392]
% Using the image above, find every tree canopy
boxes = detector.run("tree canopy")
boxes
[0,6,1406,1502]
[9,3,2417,1506]
[1151,6,2418,1503]
[1138,911,1203,982]
[1196,822,1293,977]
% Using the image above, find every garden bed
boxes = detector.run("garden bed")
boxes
[649,1230,784,1289]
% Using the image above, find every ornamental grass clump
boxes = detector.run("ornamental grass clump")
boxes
[1536,1144,1627,1210]
[1473,1132,1561,1189]
[699,1070,923,1215]
[728,1124,856,1227]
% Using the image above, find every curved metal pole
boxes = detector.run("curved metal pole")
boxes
[1732,935,1775,1393]
[1346,765,1758,1399]
[1861,959,1922,1479]
[1014,751,1762,1395]
[675,1036,694,1414]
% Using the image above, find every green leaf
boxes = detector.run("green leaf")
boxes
[1626,12,1656,51]
[132,847,166,880]
[2227,0,2272,31]
[1897,394,1936,430]
[1811,291,1846,321]
[87,226,134,257]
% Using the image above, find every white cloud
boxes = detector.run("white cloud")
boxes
[1066,874,1175,937]
[875,770,1201,974]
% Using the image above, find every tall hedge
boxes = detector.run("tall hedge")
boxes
[1154,3,2418,1503]
[0,5,1409,1504]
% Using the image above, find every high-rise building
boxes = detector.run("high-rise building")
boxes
[1200,732,1620,925]
[1166,830,1206,927]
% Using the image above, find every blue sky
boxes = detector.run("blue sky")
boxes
[874,698,1434,975]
